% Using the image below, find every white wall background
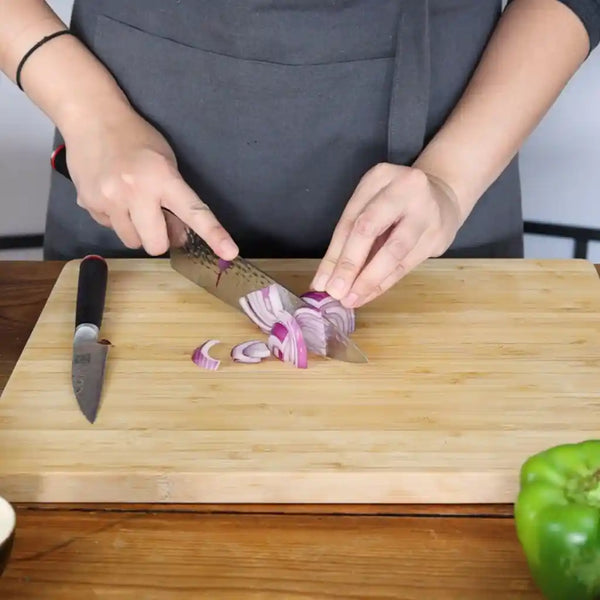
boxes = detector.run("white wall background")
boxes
[1,0,600,260]
[0,0,74,259]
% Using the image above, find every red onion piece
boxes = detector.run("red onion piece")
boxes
[238,296,268,332]
[231,340,270,363]
[300,291,355,335]
[239,284,286,333]
[267,314,308,369]
[293,306,327,356]
[192,339,221,370]
[300,291,331,307]
[216,259,232,287]
[322,302,355,336]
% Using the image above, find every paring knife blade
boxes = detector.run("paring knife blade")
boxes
[72,255,110,423]
[164,210,368,364]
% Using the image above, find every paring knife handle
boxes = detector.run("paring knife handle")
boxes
[51,144,71,180]
[76,255,108,329]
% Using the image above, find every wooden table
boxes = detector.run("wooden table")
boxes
[0,260,597,599]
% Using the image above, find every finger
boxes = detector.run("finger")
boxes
[88,209,111,228]
[129,200,170,256]
[77,196,112,228]
[310,164,395,291]
[110,209,143,249]
[365,228,392,266]
[160,176,238,260]
[340,214,429,307]
[355,231,435,307]
[323,183,407,301]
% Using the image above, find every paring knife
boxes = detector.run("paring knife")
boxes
[51,145,368,364]
[72,254,110,423]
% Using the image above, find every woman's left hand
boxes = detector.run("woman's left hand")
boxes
[310,163,464,308]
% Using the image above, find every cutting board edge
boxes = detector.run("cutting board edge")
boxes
[0,470,517,504]
[0,260,74,401]
[74,255,600,270]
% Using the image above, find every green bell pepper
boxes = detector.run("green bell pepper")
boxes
[515,440,600,600]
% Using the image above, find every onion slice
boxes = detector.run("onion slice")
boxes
[300,291,355,335]
[293,306,327,356]
[231,340,271,363]
[267,313,308,369]
[216,259,232,287]
[239,284,286,333]
[191,339,221,370]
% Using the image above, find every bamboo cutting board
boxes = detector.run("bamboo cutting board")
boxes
[0,258,599,504]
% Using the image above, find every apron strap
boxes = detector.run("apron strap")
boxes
[387,1,431,165]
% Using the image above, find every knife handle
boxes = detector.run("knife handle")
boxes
[51,144,71,181]
[76,255,108,329]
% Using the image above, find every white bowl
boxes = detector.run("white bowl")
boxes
[0,496,15,576]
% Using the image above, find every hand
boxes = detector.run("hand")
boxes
[311,163,463,308]
[63,106,238,260]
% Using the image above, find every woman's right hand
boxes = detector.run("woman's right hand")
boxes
[62,105,239,260]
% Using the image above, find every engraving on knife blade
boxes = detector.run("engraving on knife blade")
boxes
[73,352,91,365]
[72,374,84,395]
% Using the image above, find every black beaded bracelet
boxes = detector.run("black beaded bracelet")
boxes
[16,29,73,91]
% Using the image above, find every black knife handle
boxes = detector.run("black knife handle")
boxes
[51,144,71,181]
[76,255,108,329]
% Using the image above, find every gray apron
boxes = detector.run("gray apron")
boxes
[44,0,524,260]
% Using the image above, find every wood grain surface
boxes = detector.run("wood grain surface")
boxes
[0,507,539,599]
[0,260,598,598]
[1,258,600,504]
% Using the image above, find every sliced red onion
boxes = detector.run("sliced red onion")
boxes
[216,259,232,287]
[239,284,286,333]
[267,314,308,369]
[293,306,327,356]
[231,340,271,363]
[300,291,355,335]
[300,291,332,307]
[192,339,221,370]
[322,303,355,336]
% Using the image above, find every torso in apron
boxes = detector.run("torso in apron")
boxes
[44,0,523,260]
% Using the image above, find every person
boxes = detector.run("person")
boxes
[1,1,598,310]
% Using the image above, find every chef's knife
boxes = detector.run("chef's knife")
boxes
[164,210,368,363]
[51,144,368,364]
[72,254,110,423]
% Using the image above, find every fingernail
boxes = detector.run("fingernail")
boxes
[343,293,359,307]
[328,277,346,298]
[311,274,329,291]
[222,240,238,258]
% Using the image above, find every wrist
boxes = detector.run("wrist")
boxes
[9,24,135,140]
[56,85,134,142]
[412,150,475,226]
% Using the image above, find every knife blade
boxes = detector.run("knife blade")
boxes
[72,254,110,423]
[50,144,367,364]
[164,210,368,364]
